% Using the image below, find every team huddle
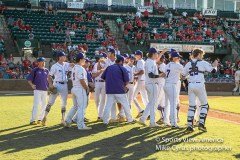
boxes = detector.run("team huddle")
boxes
[27,47,218,132]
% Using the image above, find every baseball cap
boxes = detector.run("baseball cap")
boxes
[149,47,157,54]
[57,51,66,57]
[123,53,129,58]
[171,51,181,58]
[135,50,143,56]
[99,52,107,58]
[129,55,136,59]
[37,57,46,62]
[108,48,115,54]
[116,55,125,62]
[76,52,85,59]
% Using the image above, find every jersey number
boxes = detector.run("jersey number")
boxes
[166,69,170,78]
[190,67,199,76]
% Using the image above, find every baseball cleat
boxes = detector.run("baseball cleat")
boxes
[147,115,150,120]
[64,121,71,128]
[137,119,147,126]
[109,119,119,123]
[41,117,47,126]
[78,126,92,130]
[156,119,164,125]
[118,116,126,122]
[198,123,207,132]
[149,123,161,128]
[84,118,90,122]
[163,123,171,128]
[185,126,194,132]
[37,120,42,124]
[136,110,144,118]
[171,125,181,129]
[30,121,37,125]
[127,119,136,124]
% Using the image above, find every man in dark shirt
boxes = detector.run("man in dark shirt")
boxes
[101,56,135,125]
[27,57,49,125]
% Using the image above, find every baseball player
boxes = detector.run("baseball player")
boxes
[64,53,91,130]
[133,50,149,118]
[27,57,49,125]
[164,50,184,129]
[92,53,107,121]
[183,48,218,132]
[138,48,162,127]
[156,54,167,124]
[42,52,72,126]
[101,55,135,125]
[232,67,240,95]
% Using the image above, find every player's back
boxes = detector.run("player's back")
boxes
[183,59,213,83]
[165,62,183,84]
[71,64,87,88]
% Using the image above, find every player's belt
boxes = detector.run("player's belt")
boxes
[56,81,66,84]
[189,82,201,84]
[95,80,105,82]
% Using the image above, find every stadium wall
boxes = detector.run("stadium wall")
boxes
[0,80,234,92]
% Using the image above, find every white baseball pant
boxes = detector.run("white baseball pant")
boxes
[164,83,179,126]
[65,87,88,129]
[187,83,209,127]
[140,83,159,125]
[133,80,148,112]
[94,82,106,118]
[30,90,47,122]
[47,83,68,111]
[233,80,240,93]
[103,94,133,124]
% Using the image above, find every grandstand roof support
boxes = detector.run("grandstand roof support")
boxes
[202,0,208,9]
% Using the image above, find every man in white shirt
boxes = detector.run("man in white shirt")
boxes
[164,51,184,129]
[232,68,240,95]
[42,52,72,126]
[138,48,163,127]
[65,52,91,130]
[136,10,142,18]
[133,50,149,118]
[92,53,108,121]
[183,48,218,132]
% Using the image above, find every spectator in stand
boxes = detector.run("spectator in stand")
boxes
[48,3,53,14]
[143,9,149,21]
[182,11,187,18]
[116,17,122,27]
[22,56,31,71]
[28,31,34,40]
[7,16,14,26]
[26,0,32,14]
[136,10,142,18]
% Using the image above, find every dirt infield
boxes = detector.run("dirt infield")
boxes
[179,96,240,124]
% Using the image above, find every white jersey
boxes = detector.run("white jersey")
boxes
[136,59,145,81]
[183,59,215,83]
[124,64,136,83]
[157,63,166,84]
[49,62,71,83]
[165,62,184,84]
[92,62,105,81]
[145,58,159,84]
[104,58,115,68]
[235,70,240,81]
[71,64,88,88]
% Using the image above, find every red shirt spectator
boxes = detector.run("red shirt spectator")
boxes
[25,24,31,31]
[143,10,149,18]
[136,32,142,40]
[50,26,55,33]
[72,23,77,30]
[87,12,93,20]
[161,33,168,39]
[22,58,31,68]
[154,33,161,40]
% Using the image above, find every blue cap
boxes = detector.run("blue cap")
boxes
[123,53,129,58]
[99,52,107,58]
[171,51,181,58]
[57,51,66,57]
[76,52,85,59]
[108,48,115,54]
[116,55,125,62]
[37,57,46,62]
[149,47,157,54]
[135,50,143,56]
[129,55,135,59]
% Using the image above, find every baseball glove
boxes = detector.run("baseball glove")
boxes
[48,87,58,95]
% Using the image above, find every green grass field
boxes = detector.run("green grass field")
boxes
[0,95,240,160]
[181,96,240,114]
